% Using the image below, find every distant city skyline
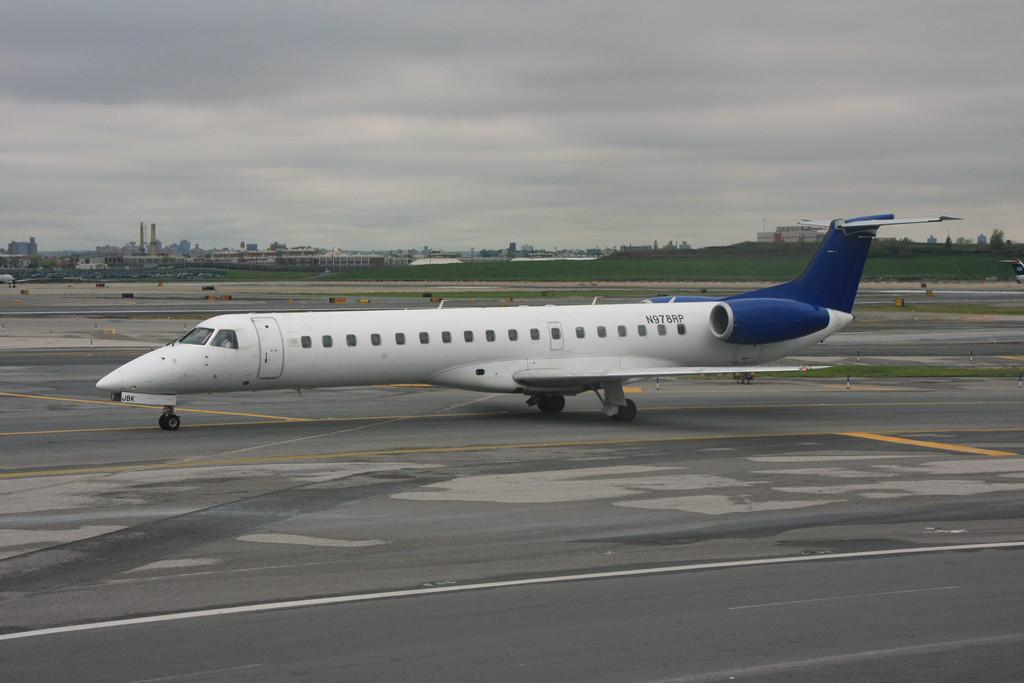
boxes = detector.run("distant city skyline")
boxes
[2,2,1021,251]
[2,222,1015,259]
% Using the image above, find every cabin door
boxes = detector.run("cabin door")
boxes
[252,317,284,379]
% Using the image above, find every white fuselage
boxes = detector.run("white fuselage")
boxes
[97,301,851,399]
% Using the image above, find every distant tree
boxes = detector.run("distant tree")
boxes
[955,236,970,245]
[944,235,952,251]
[870,239,896,257]
[990,228,1006,250]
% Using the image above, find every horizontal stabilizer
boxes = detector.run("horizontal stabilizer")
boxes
[798,215,961,228]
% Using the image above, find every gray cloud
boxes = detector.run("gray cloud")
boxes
[1,0,1022,251]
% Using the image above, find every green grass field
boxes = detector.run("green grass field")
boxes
[217,249,1019,283]
[790,365,1024,378]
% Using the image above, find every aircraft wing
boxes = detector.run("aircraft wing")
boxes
[513,365,825,388]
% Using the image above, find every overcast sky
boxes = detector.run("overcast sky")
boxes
[2,1,1021,252]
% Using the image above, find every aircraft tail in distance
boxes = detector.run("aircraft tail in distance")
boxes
[1002,259,1024,284]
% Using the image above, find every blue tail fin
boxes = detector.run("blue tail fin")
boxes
[727,214,960,313]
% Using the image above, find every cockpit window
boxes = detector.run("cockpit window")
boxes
[179,327,214,345]
[211,329,238,349]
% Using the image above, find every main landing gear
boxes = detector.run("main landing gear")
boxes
[526,387,638,421]
[158,407,181,431]
[528,393,566,414]
[612,398,637,421]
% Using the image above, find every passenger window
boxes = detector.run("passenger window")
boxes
[212,329,238,349]
[677,324,686,335]
[442,331,452,343]
[301,336,312,348]
[180,327,214,346]
[395,333,406,345]
[575,326,585,339]
[346,334,357,347]
[657,324,667,336]
[464,330,474,342]
[371,333,382,346]
[617,325,627,337]
[551,327,562,340]
[530,328,540,340]
[637,325,647,337]
[597,326,607,338]
[321,335,333,348]
[419,332,429,344]
[485,330,495,342]
[508,329,518,341]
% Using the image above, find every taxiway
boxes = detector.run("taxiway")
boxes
[1,281,1024,680]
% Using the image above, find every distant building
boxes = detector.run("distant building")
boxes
[183,246,410,272]
[757,225,826,243]
[75,257,108,271]
[619,244,654,253]
[977,234,988,245]
[96,244,124,257]
[7,237,38,255]
[410,256,462,266]
[927,235,938,244]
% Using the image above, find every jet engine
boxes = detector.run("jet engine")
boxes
[709,298,831,345]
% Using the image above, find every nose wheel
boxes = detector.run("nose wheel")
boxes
[158,410,181,431]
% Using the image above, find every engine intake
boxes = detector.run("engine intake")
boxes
[710,298,830,345]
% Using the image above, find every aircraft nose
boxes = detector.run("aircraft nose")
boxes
[96,369,123,393]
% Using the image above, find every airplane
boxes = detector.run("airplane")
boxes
[96,213,959,430]
[1002,259,1024,283]
[0,272,45,286]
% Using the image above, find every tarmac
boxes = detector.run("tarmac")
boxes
[2,279,1024,680]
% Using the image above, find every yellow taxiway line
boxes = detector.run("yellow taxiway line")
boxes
[1,391,1021,467]
[2,427,1021,479]
[0,392,311,422]
[838,431,1016,456]
[821,384,906,391]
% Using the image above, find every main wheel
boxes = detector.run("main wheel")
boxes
[159,413,181,430]
[612,399,637,421]
[537,394,566,413]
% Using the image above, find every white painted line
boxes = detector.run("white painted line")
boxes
[729,585,959,610]
[3,541,1024,642]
